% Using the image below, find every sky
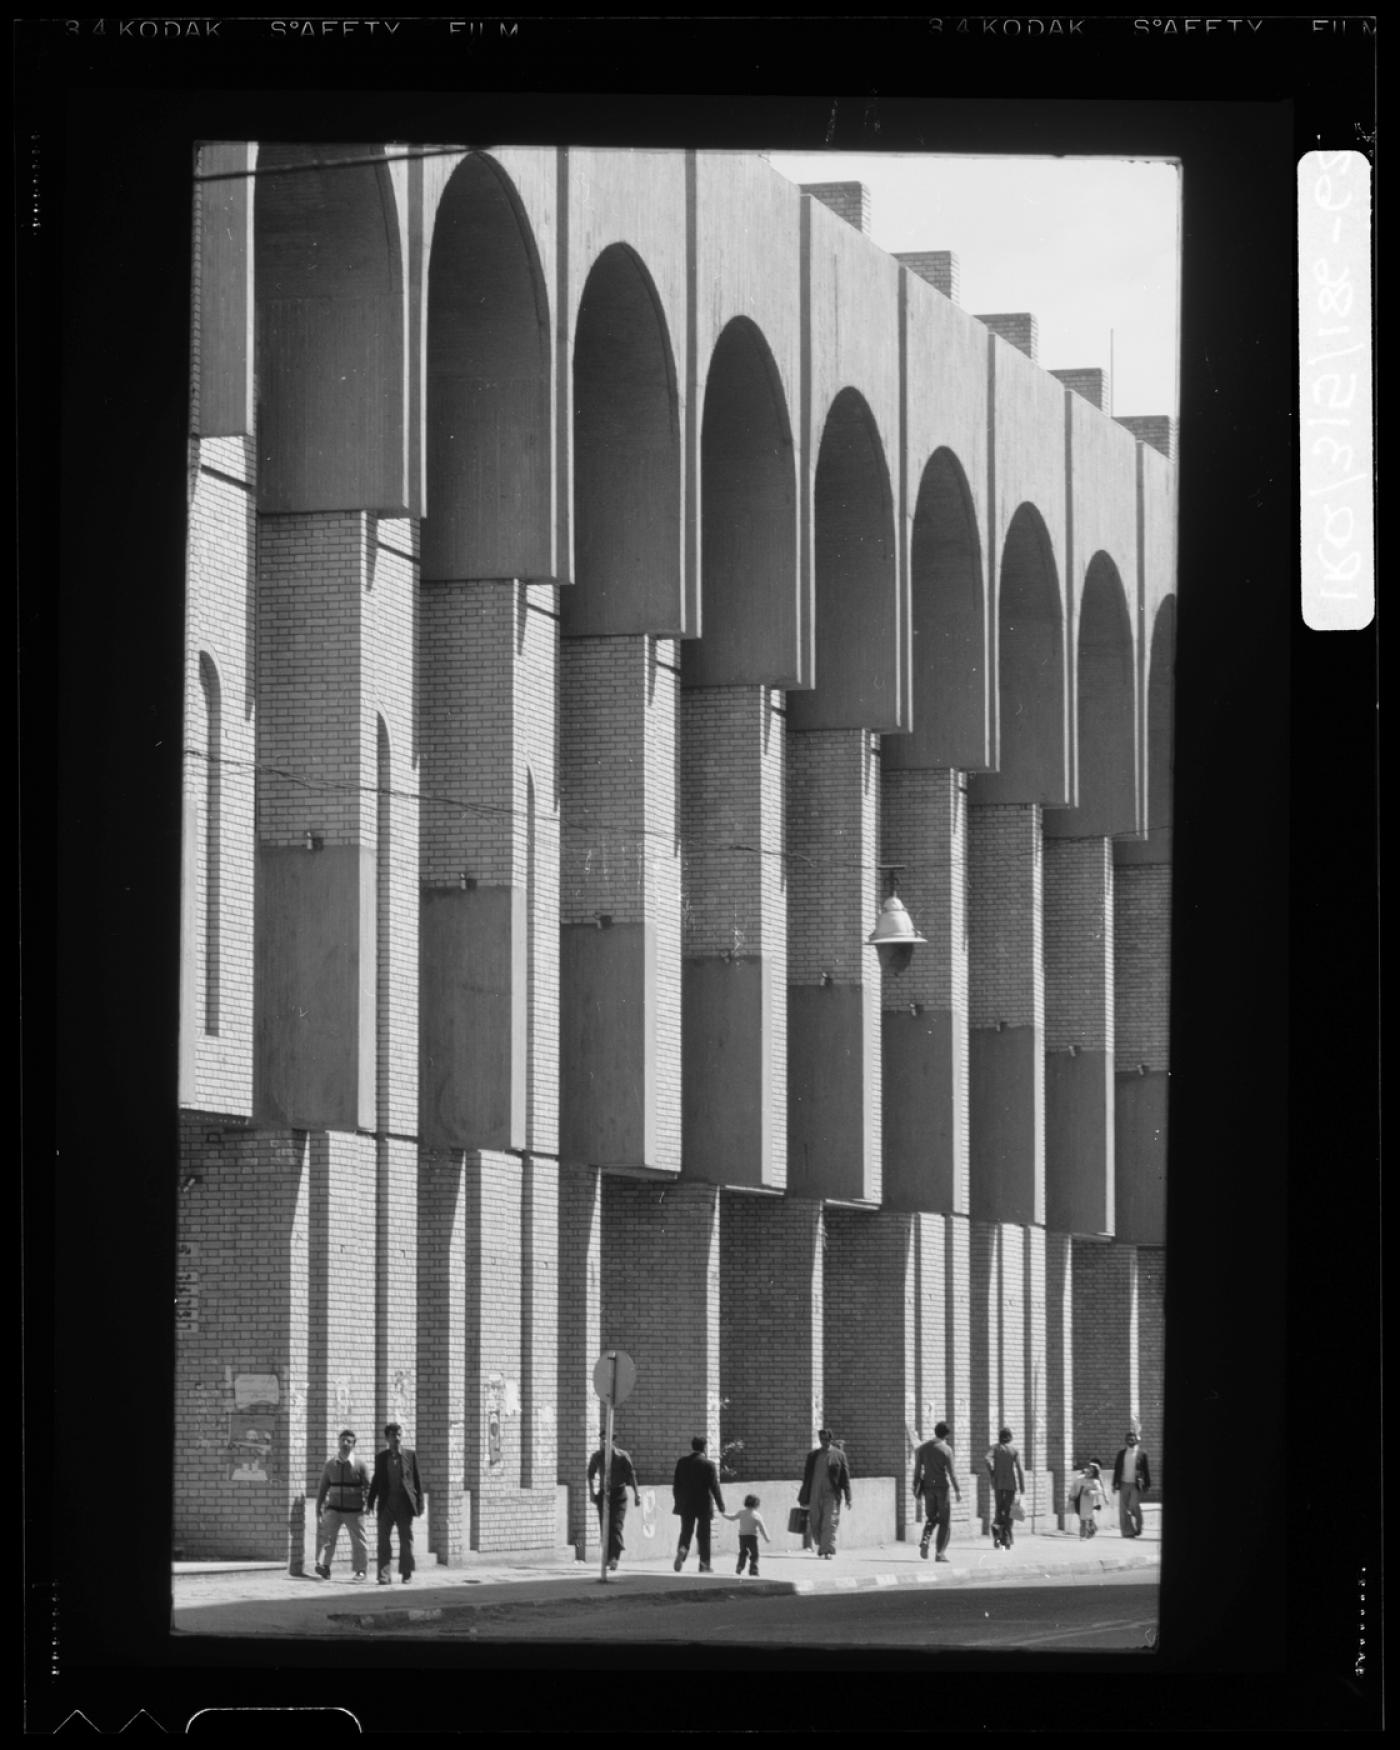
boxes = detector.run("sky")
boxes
[764,153,1181,419]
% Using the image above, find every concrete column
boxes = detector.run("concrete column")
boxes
[1071,1238,1139,1471]
[908,1212,978,1541]
[1114,858,1171,1244]
[880,767,969,1212]
[600,1178,720,1483]
[557,1165,603,1558]
[1020,1223,1054,1528]
[969,1217,1039,1525]
[823,1209,913,1536]
[560,637,683,1174]
[681,687,787,1190]
[418,1150,470,1564]
[968,803,1045,1226]
[942,1213,978,1534]
[718,1193,822,1477]
[787,729,881,1203]
[1044,1229,1075,1518]
[254,513,379,1132]
[520,1156,560,1496]
[1043,836,1114,1236]
[420,580,559,1157]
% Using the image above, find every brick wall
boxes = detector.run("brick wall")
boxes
[1115,415,1175,459]
[977,313,1038,362]
[896,250,959,303]
[1043,837,1113,1051]
[600,1178,721,1483]
[1114,864,1172,1068]
[174,1114,309,1560]
[969,805,1044,1028]
[800,181,870,233]
[1070,1238,1137,1472]
[557,1165,603,1556]
[718,1192,822,1478]
[183,438,257,1116]
[1137,1246,1166,1493]
[1050,368,1108,410]
[823,1209,913,1529]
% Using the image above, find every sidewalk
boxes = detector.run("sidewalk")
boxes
[172,1510,1160,1639]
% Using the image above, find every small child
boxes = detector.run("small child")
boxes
[1076,1461,1105,1538]
[724,1494,771,1576]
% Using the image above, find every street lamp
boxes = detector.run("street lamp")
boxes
[867,865,927,975]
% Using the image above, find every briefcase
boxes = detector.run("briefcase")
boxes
[787,1506,808,1536]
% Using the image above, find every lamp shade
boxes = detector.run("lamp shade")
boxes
[867,893,927,948]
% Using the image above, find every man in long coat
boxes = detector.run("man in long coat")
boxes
[799,1429,853,1558]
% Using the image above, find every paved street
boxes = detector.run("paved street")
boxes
[381,1571,1158,1650]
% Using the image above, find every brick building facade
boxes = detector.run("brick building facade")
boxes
[176,145,1175,1562]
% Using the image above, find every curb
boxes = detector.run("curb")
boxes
[335,1550,1158,1630]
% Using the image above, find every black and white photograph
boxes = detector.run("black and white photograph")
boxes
[23,15,1377,1736]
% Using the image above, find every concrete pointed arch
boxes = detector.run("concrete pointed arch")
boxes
[565,241,682,636]
[254,143,407,514]
[1145,594,1176,848]
[886,444,988,770]
[423,153,553,582]
[789,386,900,732]
[1047,551,1138,837]
[972,501,1067,804]
[684,315,799,687]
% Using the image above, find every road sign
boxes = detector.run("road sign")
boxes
[592,1349,636,1408]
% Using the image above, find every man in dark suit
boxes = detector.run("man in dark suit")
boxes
[366,1421,424,1584]
[1112,1428,1152,1538]
[671,1435,725,1573]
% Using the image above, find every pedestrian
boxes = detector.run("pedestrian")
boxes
[671,1435,725,1573]
[912,1420,961,1562]
[1074,1459,1105,1538]
[587,1435,641,1571]
[722,1494,770,1576]
[985,1426,1025,1549]
[313,1428,371,1581]
[799,1429,853,1559]
[366,1422,424,1584]
[1112,1428,1151,1537]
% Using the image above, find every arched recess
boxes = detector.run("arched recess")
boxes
[683,316,799,687]
[423,154,552,582]
[973,501,1066,803]
[198,652,223,1036]
[1047,552,1137,838]
[255,144,407,514]
[1145,596,1176,850]
[565,243,682,636]
[788,387,901,731]
[885,445,987,770]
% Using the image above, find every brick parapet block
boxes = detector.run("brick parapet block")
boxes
[1114,863,1172,1068]
[1043,836,1114,1052]
[969,804,1044,1028]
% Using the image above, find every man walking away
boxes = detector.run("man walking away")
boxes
[367,1422,424,1584]
[985,1427,1025,1549]
[587,1435,641,1570]
[671,1436,725,1573]
[912,1421,961,1563]
[1112,1429,1152,1538]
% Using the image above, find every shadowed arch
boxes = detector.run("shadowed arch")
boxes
[423,154,552,582]
[255,144,406,513]
[1145,596,1176,847]
[886,445,988,770]
[565,243,682,636]
[972,502,1066,804]
[1048,552,1137,837]
[684,316,799,687]
[789,387,900,731]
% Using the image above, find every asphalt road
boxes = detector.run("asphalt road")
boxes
[392,1572,1159,1651]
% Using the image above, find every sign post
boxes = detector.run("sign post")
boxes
[591,1349,636,1583]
